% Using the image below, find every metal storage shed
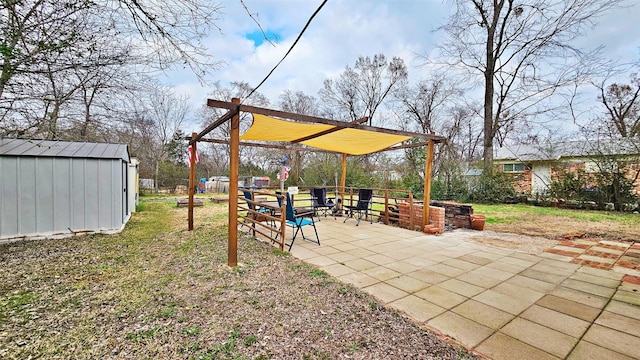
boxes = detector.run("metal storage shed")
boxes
[0,138,131,241]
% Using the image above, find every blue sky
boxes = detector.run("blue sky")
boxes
[169,0,640,134]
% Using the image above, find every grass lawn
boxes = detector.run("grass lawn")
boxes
[0,198,474,360]
[472,203,640,241]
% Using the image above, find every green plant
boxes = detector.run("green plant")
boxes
[469,169,517,203]
[243,334,258,346]
[309,268,328,278]
[181,326,201,336]
[549,167,590,201]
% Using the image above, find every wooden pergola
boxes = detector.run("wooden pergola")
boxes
[187,98,447,266]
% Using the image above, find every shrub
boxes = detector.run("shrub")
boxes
[468,169,517,203]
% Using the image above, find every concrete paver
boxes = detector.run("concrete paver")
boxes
[505,274,557,292]
[456,271,504,288]
[439,278,485,297]
[560,278,617,298]
[452,299,514,330]
[595,310,640,337]
[500,317,578,358]
[474,289,536,315]
[427,312,494,347]
[536,295,602,322]
[606,300,640,321]
[520,268,569,284]
[569,271,622,287]
[475,332,560,360]
[388,294,445,323]
[283,218,640,360]
[384,274,430,293]
[361,282,408,304]
[549,286,609,308]
[414,285,468,309]
[520,305,590,338]
[567,341,635,360]
[582,324,640,359]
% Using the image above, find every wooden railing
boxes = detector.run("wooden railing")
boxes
[238,189,286,251]
[241,186,427,234]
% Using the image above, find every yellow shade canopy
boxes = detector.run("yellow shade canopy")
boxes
[240,114,412,155]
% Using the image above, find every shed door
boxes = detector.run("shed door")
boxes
[122,161,128,220]
[532,164,551,195]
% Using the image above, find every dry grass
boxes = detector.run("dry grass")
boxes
[0,199,475,360]
[475,204,640,241]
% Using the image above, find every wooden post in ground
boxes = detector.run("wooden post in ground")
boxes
[188,133,197,231]
[228,98,240,267]
[340,153,347,200]
[422,139,435,229]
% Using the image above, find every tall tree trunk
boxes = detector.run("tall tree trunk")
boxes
[483,27,496,169]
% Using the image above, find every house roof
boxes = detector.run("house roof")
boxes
[494,139,640,162]
[0,138,130,162]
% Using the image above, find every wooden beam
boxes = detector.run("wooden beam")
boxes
[422,139,435,230]
[206,99,447,143]
[190,108,238,145]
[189,137,334,153]
[290,117,369,143]
[228,98,240,267]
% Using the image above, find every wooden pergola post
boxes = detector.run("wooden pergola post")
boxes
[422,139,435,229]
[188,132,197,231]
[228,98,240,267]
[340,153,347,200]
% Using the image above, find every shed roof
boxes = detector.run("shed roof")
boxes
[494,139,640,162]
[0,138,130,162]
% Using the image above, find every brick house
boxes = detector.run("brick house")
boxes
[492,139,640,197]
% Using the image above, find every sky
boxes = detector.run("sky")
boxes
[168,0,640,133]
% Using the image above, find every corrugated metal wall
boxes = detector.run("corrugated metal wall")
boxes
[0,156,126,239]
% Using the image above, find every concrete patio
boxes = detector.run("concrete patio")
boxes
[283,217,640,360]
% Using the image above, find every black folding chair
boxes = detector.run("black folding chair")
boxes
[310,188,335,220]
[343,189,373,226]
[277,192,320,251]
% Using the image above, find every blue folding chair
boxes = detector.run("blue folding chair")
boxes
[242,189,272,229]
[277,192,320,251]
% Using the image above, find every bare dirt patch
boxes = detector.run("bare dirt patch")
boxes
[468,230,560,254]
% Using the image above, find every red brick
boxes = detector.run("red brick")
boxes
[622,275,640,285]
[584,250,620,259]
[558,241,591,249]
[617,261,637,269]
[545,248,579,257]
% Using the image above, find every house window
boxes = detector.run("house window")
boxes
[503,163,525,172]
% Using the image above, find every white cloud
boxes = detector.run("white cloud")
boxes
[166,0,639,134]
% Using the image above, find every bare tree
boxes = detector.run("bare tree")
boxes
[126,86,189,192]
[197,81,271,176]
[277,90,322,185]
[438,0,622,168]
[595,73,640,138]
[319,54,407,126]
[1,0,223,137]
[394,74,462,134]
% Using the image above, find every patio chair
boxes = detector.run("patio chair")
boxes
[241,189,272,229]
[277,192,320,251]
[310,188,335,220]
[343,188,373,226]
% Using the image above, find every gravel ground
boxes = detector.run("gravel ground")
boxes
[0,201,476,359]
